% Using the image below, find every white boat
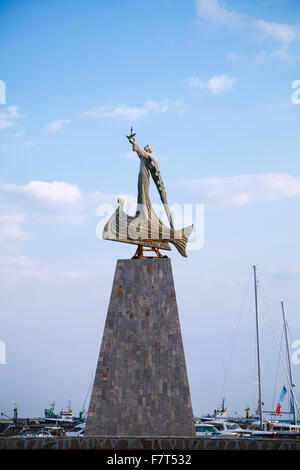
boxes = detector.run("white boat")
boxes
[195,423,221,437]
[65,422,85,437]
[14,425,66,438]
[201,420,249,437]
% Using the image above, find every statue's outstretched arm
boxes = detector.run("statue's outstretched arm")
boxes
[126,135,149,159]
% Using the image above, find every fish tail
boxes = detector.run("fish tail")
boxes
[171,224,193,257]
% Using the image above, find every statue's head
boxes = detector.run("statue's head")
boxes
[144,145,153,153]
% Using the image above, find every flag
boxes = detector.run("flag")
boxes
[279,386,287,403]
[275,386,287,415]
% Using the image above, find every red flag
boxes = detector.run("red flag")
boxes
[276,403,281,415]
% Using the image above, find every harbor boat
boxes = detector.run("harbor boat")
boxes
[65,422,85,437]
[15,425,66,438]
[252,267,300,429]
[201,398,228,422]
[0,375,93,437]
[0,403,83,437]
[199,420,248,438]
[195,424,221,437]
[44,401,83,425]
[44,376,92,427]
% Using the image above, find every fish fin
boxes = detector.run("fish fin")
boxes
[171,224,193,257]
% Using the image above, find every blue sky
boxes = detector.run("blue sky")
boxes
[1,0,300,419]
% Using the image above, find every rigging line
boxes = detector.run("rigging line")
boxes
[82,371,94,414]
[287,320,295,411]
[215,272,251,410]
[258,283,300,417]
[217,269,252,403]
[272,326,284,411]
[207,269,252,412]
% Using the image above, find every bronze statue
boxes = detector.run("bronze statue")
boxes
[102,130,193,257]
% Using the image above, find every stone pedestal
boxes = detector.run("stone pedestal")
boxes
[85,258,195,436]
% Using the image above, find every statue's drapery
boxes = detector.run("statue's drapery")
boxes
[132,140,174,230]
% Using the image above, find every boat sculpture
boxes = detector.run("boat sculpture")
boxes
[103,130,193,257]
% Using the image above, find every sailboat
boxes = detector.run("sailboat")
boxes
[252,267,300,432]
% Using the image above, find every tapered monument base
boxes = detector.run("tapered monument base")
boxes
[85,258,195,436]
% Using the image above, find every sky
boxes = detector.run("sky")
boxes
[1,0,300,420]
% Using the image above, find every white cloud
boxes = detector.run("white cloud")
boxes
[2,180,82,206]
[0,106,23,131]
[82,100,169,121]
[10,132,23,139]
[189,74,236,94]
[0,208,29,243]
[195,0,298,47]
[207,74,236,94]
[269,265,300,281]
[87,190,136,209]
[0,255,89,281]
[196,0,246,29]
[226,51,244,62]
[188,77,204,89]
[28,189,137,225]
[0,255,49,280]
[1,180,137,231]
[170,100,188,116]
[253,19,298,43]
[181,173,300,206]
[0,181,136,281]
[45,119,71,132]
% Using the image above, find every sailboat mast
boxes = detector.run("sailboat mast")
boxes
[253,265,263,430]
[281,301,297,425]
